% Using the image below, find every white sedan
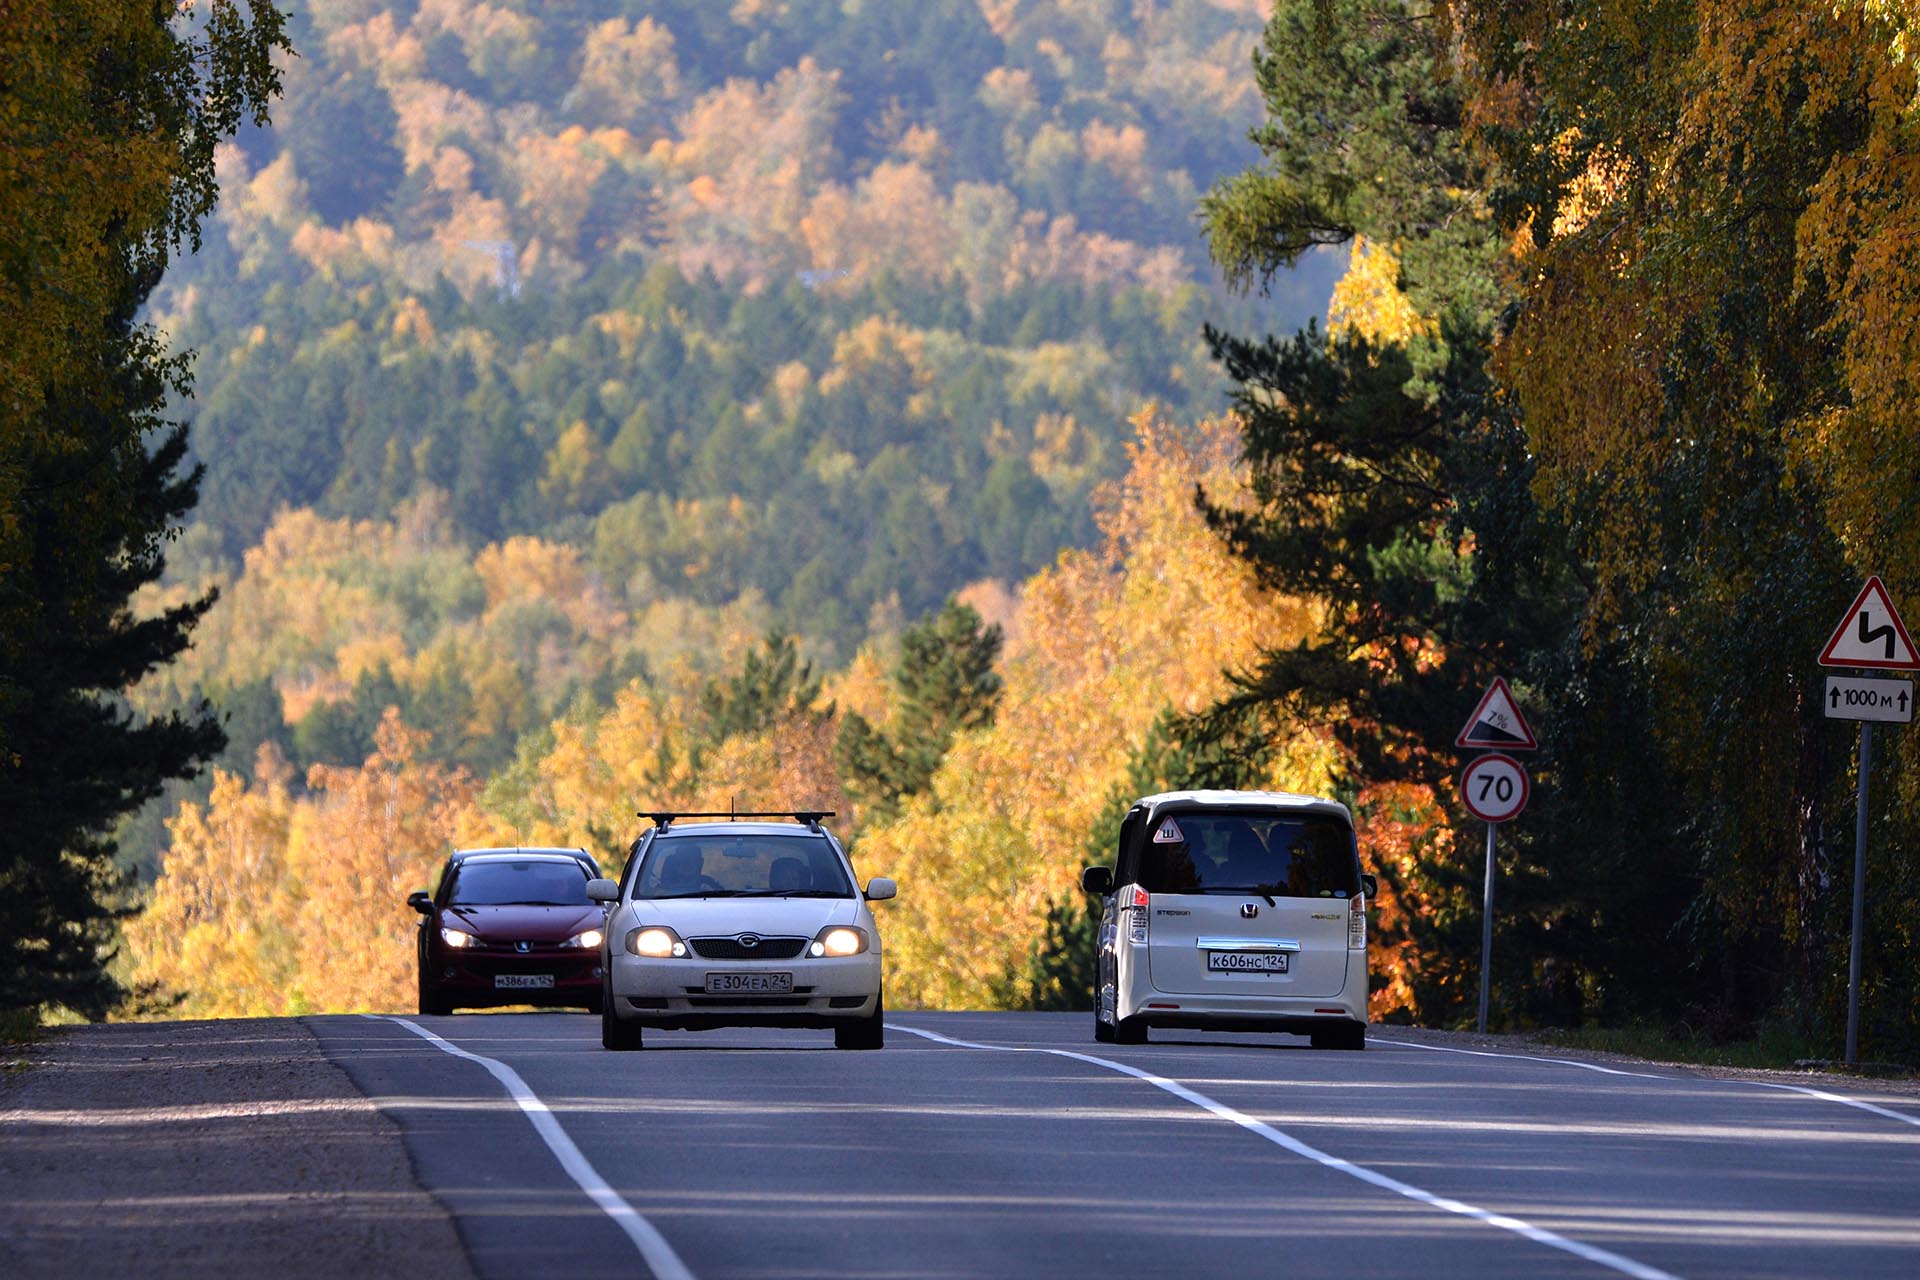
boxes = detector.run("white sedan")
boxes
[590,812,894,1050]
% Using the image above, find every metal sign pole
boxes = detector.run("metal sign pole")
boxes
[1846,719,1872,1065]
[1478,821,1495,1034]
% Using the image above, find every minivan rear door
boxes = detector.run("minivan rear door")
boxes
[1135,808,1357,1000]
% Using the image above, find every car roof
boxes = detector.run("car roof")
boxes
[649,821,832,839]
[450,847,597,865]
[1135,789,1352,822]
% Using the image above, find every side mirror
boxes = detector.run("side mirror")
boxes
[586,877,620,904]
[1360,873,1379,900]
[1080,866,1113,895]
[864,877,897,902]
[407,890,433,915]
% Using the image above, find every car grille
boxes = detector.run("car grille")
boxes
[686,996,810,1008]
[689,936,807,960]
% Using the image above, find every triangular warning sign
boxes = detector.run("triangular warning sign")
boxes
[1820,576,1920,670]
[1456,677,1537,750]
[1152,817,1185,844]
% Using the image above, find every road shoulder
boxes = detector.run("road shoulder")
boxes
[0,1016,476,1280]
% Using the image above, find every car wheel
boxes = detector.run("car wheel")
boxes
[601,987,644,1051]
[834,992,885,1050]
[1113,1016,1147,1045]
[1311,1023,1365,1051]
[418,967,453,1017]
[1093,1009,1115,1043]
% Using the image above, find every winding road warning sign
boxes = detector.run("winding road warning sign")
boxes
[1820,576,1920,671]
[1455,677,1538,750]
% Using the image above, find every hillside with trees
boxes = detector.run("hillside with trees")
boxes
[117,0,1338,883]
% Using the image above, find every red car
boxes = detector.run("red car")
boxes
[408,847,607,1015]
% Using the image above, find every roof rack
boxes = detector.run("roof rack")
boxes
[639,810,836,832]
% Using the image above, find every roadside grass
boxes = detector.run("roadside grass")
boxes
[1533,1020,1917,1074]
[2,1006,44,1068]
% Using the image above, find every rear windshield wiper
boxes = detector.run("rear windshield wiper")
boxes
[1206,884,1279,907]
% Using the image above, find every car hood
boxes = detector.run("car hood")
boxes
[622,896,861,936]
[443,903,604,941]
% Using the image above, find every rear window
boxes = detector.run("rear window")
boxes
[448,859,592,906]
[637,831,854,899]
[1134,810,1358,898]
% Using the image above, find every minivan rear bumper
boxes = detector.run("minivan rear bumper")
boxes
[1114,948,1368,1028]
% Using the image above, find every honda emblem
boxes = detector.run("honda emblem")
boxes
[1240,903,1259,919]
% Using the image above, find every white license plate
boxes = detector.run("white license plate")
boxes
[494,974,555,989]
[705,972,795,995]
[1206,951,1290,973]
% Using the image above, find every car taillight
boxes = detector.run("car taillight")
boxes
[1129,886,1149,944]
[1348,892,1366,950]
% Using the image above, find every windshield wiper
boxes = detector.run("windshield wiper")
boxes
[647,890,744,899]
[1207,884,1279,907]
[728,889,851,898]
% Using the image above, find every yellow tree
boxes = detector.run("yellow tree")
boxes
[285,711,479,1011]
[126,750,299,1017]
[856,410,1333,1008]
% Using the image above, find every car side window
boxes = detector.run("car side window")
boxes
[1113,806,1145,886]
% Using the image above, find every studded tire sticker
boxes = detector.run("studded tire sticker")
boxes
[1152,817,1184,844]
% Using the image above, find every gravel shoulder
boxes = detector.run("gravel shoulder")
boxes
[0,1017,475,1280]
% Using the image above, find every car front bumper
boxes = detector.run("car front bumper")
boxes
[606,951,882,1027]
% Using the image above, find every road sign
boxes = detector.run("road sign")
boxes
[1456,677,1537,750]
[1819,576,1920,670]
[1460,753,1529,823]
[1824,676,1914,723]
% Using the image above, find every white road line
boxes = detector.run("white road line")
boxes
[367,1015,696,1280]
[1373,1037,1676,1080]
[890,1022,1680,1280]
[1725,1081,1920,1128]
[1377,1036,1920,1128]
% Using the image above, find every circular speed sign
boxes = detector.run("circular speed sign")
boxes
[1461,752,1529,823]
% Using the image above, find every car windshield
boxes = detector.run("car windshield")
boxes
[1135,811,1359,898]
[448,860,592,906]
[636,832,854,899]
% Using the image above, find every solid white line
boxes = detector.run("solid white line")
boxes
[1377,1036,1920,1128]
[890,1022,1680,1280]
[367,1015,696,1280]
[1373,1037,1676,1080]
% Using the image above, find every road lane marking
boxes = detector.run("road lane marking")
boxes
[367,1016,696,1280]
[1372,1037,1676,1079]
[1377,1036,1920,1129]
[890,1022,1679,1280]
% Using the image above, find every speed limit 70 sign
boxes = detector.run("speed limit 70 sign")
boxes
[1461,753,1529,823]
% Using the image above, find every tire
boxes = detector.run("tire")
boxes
[418,967,453,1017]
[1113,1016,1148,1045]
[601,987,644,1051]
[834,992,885,1050]
[1311,1022,1366,1051]
[1093,1011,1115,1044]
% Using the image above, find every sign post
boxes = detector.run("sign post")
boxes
[1817,575,1919,1064]
[1457,679,1537,1035]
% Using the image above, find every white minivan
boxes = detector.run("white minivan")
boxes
[1081,790,1374,1049]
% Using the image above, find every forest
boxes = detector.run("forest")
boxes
[7,0,1919,1062]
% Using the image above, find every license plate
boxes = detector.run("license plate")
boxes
[704,972,795,995]
[1206,951,1290,973]
[494,974,555,989]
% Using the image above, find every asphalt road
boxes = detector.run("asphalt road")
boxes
[310,1011,1920,1280]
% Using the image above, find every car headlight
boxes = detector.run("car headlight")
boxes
[810,926,868,957]
[439,927,478,949]
[567,928,605,949]
[626,925,687,958]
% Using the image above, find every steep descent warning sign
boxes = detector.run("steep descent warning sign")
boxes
[1456,676,1538,750]
[1819,576,1920,671]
